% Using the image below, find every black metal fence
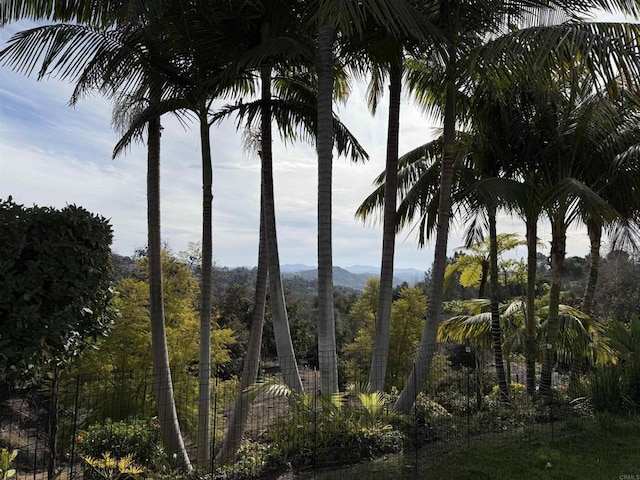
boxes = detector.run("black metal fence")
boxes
[1,344,577,480]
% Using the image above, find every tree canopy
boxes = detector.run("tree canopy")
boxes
[0,197,115,380]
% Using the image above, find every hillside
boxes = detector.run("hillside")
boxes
[282,265,424,291]
[111,254,424,294]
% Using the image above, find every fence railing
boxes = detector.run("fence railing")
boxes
[1,344,578,480]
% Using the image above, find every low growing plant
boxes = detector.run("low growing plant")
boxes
[264,391,402,472]
[0,449,18,480]
[77,419,166,475]
[82,453,144,480]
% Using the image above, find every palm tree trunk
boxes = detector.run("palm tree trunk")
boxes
[525,216,538,396]
[582,219,602,317]
[317,22,339,394]
[477,261,489,298]
[147,114,192,470]
[540,215,566,400]
[217,195,268,463]
[395,76,457,414]
[568,218,601,393]
[488,203,509,404]
[197,106,213,466]
[261,65,303,392]
[369,54,402,392]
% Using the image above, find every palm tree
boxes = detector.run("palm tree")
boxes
[554,86,640,390]
[110,2,270,463]
[313,0,436,394]
[1,8,193,467]
[445,234,527,298]
[579,93,640,317]
[439,297,605,378]
[517,79,626,398]
[340,17,410,392]
[217,140,269,461]
[393,1,640,413]
[392,0,497,413]
[211,1,367,396]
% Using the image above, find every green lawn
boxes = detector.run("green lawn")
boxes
[299,415,640,480]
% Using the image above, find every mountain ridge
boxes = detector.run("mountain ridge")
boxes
[281,264,424,291]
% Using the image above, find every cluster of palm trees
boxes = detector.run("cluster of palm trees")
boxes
[3,0,640,468]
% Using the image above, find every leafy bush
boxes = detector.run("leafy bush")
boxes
[262,391,403,472]
[589,364,625,413]
[213,441,273,480]
[403,393,454,447]
[591,317,640,413]
[76,419,165,475]
[0,198,115,380]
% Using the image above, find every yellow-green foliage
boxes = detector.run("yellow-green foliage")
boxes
[73,251,235,435]
[444,233,527,293]
[0,448,18,480]
[81,251,235,371]
[343,280,426,389]
[82,453,143,480]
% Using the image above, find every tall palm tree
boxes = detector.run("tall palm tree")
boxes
[1,7,193,466]
[341,18,410,392]
[579,92,640,317]
[313,0,436,394]
[212,65,368,461]
[110,2,267,463]
[393,0,640,413]
[515,78,627,398]
[218,148,269,461]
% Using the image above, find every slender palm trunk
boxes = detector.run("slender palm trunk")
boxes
[525,215,538,396]
[217,197,268,462]
[369,56,402,392]
[261,66,303,392]
[488,204,509,404]
[317,22,339,394]
[395,76,457,414]
[477,261,489,298]
[147,114,192,470]
[197,106,213,466]
[582,219,602,316]
[568,219,602,393]
[540,214,567,400]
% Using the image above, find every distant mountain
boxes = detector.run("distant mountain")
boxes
[343,265,377,274]
[344,265,425,285]
[280,263,315,273]
[281,264,425,291]
[393,268,426,285]
[283,266,374,291]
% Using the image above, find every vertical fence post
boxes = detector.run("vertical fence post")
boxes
[212,375,218,476]
[313,367,318,479]
[550,386,555,442]
[47,368,60,480]
[69,373,81,480]
[33,427,38,480]
[413,359,418,479]
[466,345,471,449]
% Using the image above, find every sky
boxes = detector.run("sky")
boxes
[1,17,620,271]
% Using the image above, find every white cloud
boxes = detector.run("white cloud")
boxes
[2,21,602,272]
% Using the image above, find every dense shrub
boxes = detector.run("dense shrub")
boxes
[589,365,626,413]
[402,393,454,447]
[213,441,274,480]
[76,419,166,474]
[262,392,402,472]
